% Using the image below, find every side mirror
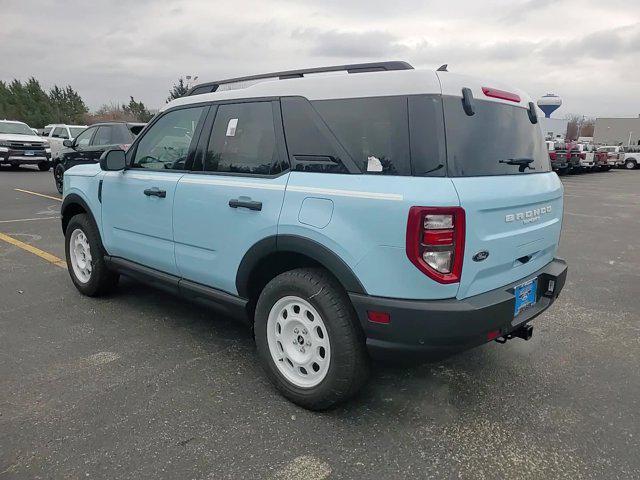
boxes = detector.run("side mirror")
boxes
[100,148,127,171]
[63,139,73,148]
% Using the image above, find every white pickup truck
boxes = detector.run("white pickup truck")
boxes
[621,147,639,170]
[41,124,87,160]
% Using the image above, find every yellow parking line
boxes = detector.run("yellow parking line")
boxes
[14,188,62,202]
[0,216,60,224]
[0,232,66,268]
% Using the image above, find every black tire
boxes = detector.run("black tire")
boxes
[254,268,370,410]
[625,159,637,170]
[38,161,50,172]
[65,213,118,296]
[54,163,64,194]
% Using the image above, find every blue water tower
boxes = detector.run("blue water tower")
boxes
[537,94,562,118]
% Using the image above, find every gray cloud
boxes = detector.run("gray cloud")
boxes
[0,0,639,117]
[302,30,408,58]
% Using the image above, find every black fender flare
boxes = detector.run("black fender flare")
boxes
[236,234,367,298]
[61,193,96,234]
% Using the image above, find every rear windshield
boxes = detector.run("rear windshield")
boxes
[442,96,550,176]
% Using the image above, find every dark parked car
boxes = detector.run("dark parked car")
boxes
[53,122,146,193]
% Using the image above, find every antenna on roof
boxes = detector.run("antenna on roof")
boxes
[437,64,448,72]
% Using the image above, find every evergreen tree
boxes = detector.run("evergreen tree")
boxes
[167,77,188,102]
[122,96,153,122]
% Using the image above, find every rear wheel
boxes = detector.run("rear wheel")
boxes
[625,159,637,170]
[38,161,50,172]
[65,214,118,296]
[54,163,64,194]
[254,268,370,410]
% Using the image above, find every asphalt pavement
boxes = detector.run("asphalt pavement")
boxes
[0,165,638,479]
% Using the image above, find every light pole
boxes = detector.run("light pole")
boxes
[185,75,199,89]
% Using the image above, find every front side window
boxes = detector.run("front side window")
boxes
[204,102,276,175]
[132,106,205,170]
[53,127,68,139]
[93,126,113,146]
[74,127,95,147]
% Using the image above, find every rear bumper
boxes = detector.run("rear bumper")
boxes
[350,258,567,355]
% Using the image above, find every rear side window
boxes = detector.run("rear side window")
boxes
[312,97,411,175]
[204,102,276,175]
[443,97,550,176]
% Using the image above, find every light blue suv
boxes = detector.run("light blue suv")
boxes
[61,62,567,409]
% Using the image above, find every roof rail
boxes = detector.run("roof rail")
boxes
[186,61,414,96]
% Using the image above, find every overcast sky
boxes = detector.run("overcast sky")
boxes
[2,0,639,117]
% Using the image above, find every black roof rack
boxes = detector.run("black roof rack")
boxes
[186,61,414,96]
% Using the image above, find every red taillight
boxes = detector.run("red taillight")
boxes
[406,206,465,284]
[482,87,521,103]
[580,152,586,159]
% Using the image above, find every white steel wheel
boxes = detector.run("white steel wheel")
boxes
[266,296,331,388]
[69,228,92,284]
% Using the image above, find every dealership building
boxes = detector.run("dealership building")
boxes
[593,117,640,146]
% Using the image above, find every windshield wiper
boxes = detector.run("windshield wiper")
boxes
[498,158,535,172]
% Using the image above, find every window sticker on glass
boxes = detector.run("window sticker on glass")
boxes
[226,118,238,137]
[367,155,383,172]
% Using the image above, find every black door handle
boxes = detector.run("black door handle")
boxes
[229,198,262,211]
[144,187,166,198]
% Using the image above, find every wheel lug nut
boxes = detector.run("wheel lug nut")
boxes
[293,328,299,334]
[306,341,311,346]
[302,329,308,335]
[300,347,305,353]
[292,340,297,345]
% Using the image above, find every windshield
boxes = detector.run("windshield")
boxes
[0,122,34,136]
[443,97,550,176]
[69,127,86,138]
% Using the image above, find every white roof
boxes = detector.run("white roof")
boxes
[164,68,532,112]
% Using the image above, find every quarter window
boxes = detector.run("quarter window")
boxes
[204,102,276,175]
[132,106,205,170]
[312,96,411,175]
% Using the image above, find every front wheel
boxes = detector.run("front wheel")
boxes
[254,268,370,410]
[54,163,64,194]
[65,214,118,296]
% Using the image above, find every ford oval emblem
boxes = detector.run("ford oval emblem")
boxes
[473,251,489,262]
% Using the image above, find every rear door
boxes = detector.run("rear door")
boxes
[173,100,289,295]
[437,79,563,299]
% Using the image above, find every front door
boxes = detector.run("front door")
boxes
[173,100,289,294]
[101,105,208,275]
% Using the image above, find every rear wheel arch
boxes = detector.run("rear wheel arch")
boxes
[236,235,367,304]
